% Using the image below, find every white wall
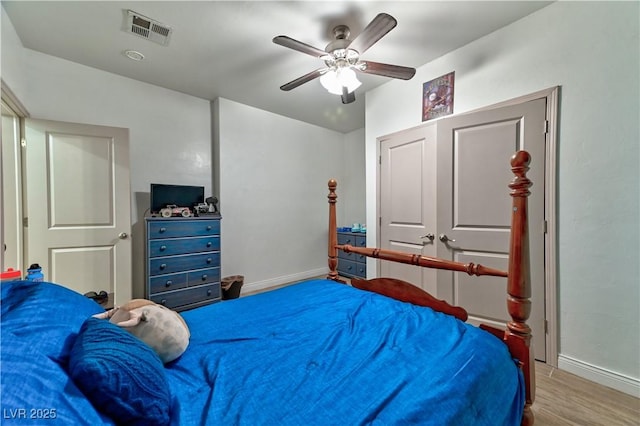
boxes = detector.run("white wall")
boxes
[341,127,366,227]
[365,2,639,394]
[214,98,349,293]
[0,8,27,100]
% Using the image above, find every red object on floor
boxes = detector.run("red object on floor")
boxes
[1,268,22,281]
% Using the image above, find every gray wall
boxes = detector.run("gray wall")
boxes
[365,1,639,394]
[342,127,366,227]
[214,98,352,293]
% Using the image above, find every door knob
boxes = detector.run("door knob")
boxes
[420,233,435,241]
[439,234,456,243]
[118,232,128,239]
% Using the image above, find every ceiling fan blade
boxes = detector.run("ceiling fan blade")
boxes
[280,68,326,91]
[348,13,397,55]
[273,35,327,58]
[357,61,416,80]
[341,87,356,104]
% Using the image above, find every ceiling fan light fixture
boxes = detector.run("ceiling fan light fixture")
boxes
[320,67,361,95]
[274,13,414,97]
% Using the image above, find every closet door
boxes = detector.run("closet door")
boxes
[436,98,546,361]
[378,124,437,294]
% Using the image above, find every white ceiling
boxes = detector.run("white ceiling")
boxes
[3,1,552,133]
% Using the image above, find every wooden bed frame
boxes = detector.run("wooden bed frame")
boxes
[327,150,536,426]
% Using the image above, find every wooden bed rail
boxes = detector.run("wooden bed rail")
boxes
[337,245,508,278]
[327,150,536,426]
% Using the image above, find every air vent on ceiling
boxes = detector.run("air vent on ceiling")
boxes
[124,10,172,46]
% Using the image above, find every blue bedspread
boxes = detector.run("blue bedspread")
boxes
[1,279,524,425]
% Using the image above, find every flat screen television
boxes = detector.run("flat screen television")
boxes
[150,183,205,214]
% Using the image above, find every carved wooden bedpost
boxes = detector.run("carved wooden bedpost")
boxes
[506,151,535,426]
[327,179,339,281]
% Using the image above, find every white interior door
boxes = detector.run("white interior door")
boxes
[379,124,438,294]
[436,98,546,361]
[24,118,132,304]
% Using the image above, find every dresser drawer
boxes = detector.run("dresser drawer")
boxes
[338,250,355,261]
[355,235,366,248]
[337,260,357,277]
[149,272,188,295]
[150,283,221,310]
[148,219,220,239]
[337,233,355,246]
[149,252,221,276]
[149,236,220,257]
[187,267,220,287]
[354,263,366,278]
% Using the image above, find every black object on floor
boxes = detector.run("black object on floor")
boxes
[221,275,244,300]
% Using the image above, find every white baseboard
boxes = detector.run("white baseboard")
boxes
[240,268,329,295]
[558,354,640,397]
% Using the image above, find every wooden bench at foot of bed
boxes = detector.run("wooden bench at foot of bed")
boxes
[327,150,536,426]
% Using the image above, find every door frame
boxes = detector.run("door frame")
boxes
[1,80,29,273]
[376,87,559,366]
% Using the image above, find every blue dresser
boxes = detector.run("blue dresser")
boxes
[337,231,367,279]
[145,216,222,311]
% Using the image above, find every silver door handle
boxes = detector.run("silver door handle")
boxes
[420,233,435,241]
[118,232,128,239]
[439,234,455,243]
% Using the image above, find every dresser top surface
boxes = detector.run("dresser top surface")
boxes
[145,215,221,221]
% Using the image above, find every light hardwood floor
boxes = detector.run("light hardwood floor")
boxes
[242,284,639,425]
[533,362,639,425]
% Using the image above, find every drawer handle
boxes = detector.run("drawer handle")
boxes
[207,289,212,296]
[201,274,208,281]
[206,258,212,264]
[159,227,166,233]
[206,225,212,231]
[206,242,212,248]
[160,245,167,251]
[160,263,167,270]
[165,280,172,287]
[160,299,167,306]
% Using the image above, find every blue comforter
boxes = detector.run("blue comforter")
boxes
[1,279,524,425]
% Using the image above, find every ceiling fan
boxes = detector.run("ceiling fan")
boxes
[273,13,416,104]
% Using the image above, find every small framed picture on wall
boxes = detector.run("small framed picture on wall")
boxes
[422,71,455,121]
